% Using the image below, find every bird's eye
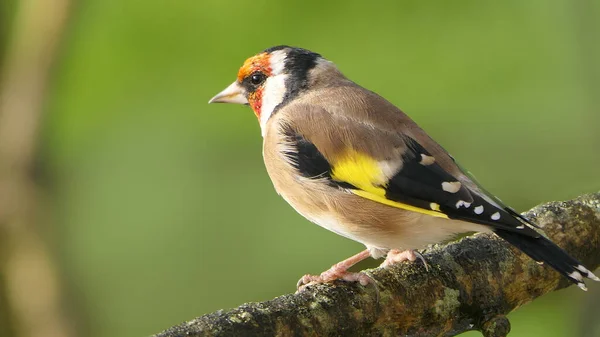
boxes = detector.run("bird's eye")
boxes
[250,72,266,85]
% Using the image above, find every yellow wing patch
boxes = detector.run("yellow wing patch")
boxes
[330,149,448,219]
[330,149,386,194]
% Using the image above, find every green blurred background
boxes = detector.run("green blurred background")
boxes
[1,0,599,336]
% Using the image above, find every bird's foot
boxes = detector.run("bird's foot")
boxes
[296,249,373,292]
[380,249,429,271]
[296,269,374,291]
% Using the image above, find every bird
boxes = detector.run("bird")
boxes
[208,45,599,291]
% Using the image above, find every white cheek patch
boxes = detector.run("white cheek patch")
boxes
[260,74,288,136]
[259,49,289,137]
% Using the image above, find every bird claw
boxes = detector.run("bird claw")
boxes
[380,249,429,271]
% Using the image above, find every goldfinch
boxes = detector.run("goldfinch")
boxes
[209,46,599,291]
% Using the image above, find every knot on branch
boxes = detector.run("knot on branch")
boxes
[481,315,510,337]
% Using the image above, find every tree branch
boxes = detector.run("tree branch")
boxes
[155,192,600,337]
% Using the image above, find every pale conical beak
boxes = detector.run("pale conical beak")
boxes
[208,81,248,104]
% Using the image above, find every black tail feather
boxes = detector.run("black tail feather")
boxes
[494,228,599,291]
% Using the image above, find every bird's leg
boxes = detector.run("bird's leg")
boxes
[380,249,429,271]
[297,249,373,291]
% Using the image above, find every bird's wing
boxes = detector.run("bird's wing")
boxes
[279,100,540,238]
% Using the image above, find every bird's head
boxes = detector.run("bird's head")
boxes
[209,46,337,131]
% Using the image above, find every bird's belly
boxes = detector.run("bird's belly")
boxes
[278,192,364,242]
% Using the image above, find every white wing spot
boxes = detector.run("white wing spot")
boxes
[474,206,484,214]
[419,154,436,165]
[442,181,461,193]
[378,159,402,181]
[456,200,465,208]
[463,202,471,208]
[516,225,525,229]
[491,212,501,220]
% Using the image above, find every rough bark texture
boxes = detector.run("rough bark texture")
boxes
[155,192,600,337]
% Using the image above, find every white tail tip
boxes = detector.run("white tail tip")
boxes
[576,265,600,281]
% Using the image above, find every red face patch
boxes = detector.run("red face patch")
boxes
[248,88,263,119]
[237,53,272,119]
